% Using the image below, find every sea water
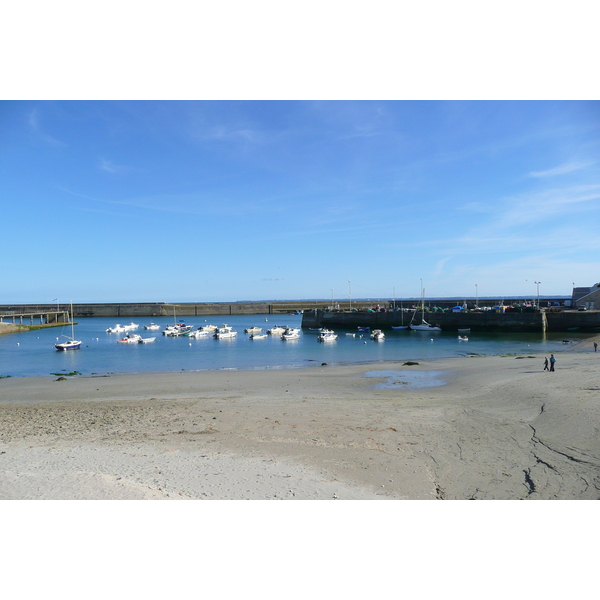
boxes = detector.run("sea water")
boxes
[0,314,590,378]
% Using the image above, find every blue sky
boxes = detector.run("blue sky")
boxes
[1,100,599,303]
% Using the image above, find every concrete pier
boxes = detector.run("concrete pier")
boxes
[0,310,69,326]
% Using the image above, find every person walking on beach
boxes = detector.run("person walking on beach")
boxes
[594,342,598,352]
[549,354,556,372]
[543,357,549,371]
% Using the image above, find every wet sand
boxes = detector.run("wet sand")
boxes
[1,335,599,499]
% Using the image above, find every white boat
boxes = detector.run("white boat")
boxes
[244,326,263,334]
[458,335,469,341]
[410,284,442,331]
[54,302,82,351]
[144,323,160,331]
[163,324,193,336]
[139,336,156,343]
[122,322,139,331]
[370,329,385,340]
[106,324,126,333]
[282,331,300,340]
[318,329,337,342]
[188,329,210,338]
[281,328,300,340]
[410,322,441,331]
[162,307,193,336]
[267,325,287,335]
[250,333,268,340]
[117,334,142,344]
[214,330,238,339]
[458,328,471,333]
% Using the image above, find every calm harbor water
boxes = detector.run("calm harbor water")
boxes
[0,314,590,378]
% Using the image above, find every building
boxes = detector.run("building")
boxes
[573,282,600,309]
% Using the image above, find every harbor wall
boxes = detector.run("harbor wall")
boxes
[301,309,600,333]
[0,302,280,318]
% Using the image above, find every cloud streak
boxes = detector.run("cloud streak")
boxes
[528,161,594,178]
[27,108,63,146]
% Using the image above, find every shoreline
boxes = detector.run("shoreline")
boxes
[1,343,599,500]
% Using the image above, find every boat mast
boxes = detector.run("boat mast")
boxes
[70,300,74,340]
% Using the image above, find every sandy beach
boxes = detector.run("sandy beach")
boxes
[1,335,599,500]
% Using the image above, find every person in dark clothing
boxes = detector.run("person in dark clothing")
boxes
[543,357,549,371]
[549,354,556,372]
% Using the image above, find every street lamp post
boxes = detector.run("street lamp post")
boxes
[348,280,351,311]
[475,284,478,308]
[534,281,541,309]
[330,289,334,311]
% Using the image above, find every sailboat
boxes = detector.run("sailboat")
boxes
[410,285,442,331]
[391,301,409,330]
[54,302,82,350]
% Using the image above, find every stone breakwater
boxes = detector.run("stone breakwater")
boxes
[0,301,311,319]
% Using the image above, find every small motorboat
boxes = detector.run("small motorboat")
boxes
[281,328,300,340]
[144,323,160,330]
[267,325,287,335]
[370,329,385,341]
[117,334,142,344]
[250,333,268,340]
[188,329,210,338]
[318,329,337,342]
[244,326,263,334]
[106,324,126,333]
[214,325,238,339]
[458,335,469,341]
[139,336,156,343]
[163,324,194,336]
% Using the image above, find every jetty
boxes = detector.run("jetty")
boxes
[0,309,72,335]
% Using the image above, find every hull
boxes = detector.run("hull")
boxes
[55,340,81,351]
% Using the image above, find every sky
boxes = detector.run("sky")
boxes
[1,3,599,305]
[1,100,599,304]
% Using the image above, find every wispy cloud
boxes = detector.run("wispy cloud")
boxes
[528,161,594,178]
[494,184,600,228]
[433,257,451,277]
[99,158,127,173]
[27,108,63,146]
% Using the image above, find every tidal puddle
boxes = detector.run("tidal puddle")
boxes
[364,370,446,389]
